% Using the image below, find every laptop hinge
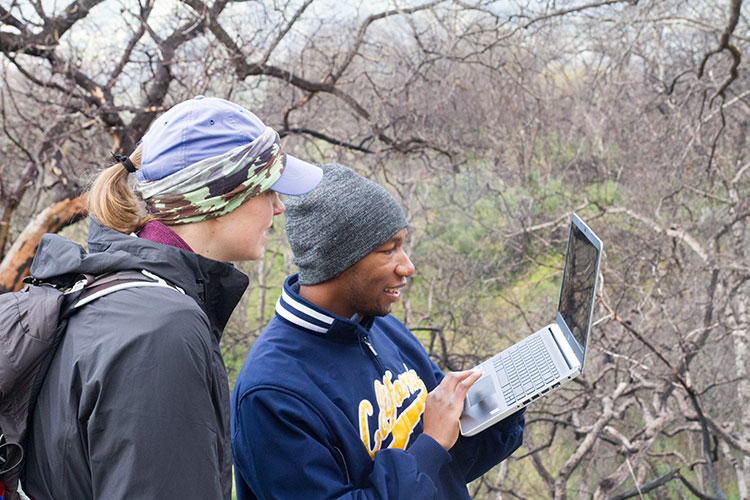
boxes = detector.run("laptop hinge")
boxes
[549,325,578,370]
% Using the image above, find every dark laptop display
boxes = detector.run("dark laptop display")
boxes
[558,221,600,368]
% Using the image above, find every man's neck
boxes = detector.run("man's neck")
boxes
[299,283,356,319]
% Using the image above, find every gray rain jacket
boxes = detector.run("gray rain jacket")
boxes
[23,218,248,500]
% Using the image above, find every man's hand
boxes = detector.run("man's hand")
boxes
[422,370,482,450]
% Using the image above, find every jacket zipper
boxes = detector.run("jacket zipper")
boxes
[362,336,377,356]
[361,335,385,373]
[196,278,206,304]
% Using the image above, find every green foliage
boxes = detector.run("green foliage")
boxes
[586,179,621,205]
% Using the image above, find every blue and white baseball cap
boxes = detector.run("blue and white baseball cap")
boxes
[136,96,322,195]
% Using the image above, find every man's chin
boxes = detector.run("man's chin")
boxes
[359,305,392,318]
[376,304,393,317]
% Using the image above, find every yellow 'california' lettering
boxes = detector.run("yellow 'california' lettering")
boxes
[359,400,380,458]
[358,364,427,459]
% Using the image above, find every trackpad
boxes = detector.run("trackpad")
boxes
[467,376,495,406]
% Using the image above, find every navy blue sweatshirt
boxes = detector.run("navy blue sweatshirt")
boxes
[231,274,525,500]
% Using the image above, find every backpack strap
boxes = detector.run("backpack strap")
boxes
[71,270,185,309]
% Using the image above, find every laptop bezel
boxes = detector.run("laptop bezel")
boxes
[554,213,602,372]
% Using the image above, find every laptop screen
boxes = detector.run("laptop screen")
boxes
[557,215,601,366]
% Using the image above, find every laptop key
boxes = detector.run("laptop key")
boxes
[497,368,510,387]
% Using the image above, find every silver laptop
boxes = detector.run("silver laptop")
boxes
[459,213,602,437]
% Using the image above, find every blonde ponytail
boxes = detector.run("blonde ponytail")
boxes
[88,144,152,234]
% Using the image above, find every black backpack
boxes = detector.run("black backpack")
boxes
[0,270,181,500]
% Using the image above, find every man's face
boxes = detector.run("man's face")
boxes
[334,228,415,318]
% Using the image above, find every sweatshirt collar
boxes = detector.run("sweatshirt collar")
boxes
[275,274,373,341]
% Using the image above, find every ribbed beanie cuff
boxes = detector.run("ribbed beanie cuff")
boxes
[285,163,408,285]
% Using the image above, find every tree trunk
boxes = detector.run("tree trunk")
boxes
[489,460,509,500]
[0,194,87,293]
[730,292,750,498]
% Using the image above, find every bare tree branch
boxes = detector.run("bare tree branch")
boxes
[697,0,743,101]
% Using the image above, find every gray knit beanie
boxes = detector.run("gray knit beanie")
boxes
[285,163,408,285]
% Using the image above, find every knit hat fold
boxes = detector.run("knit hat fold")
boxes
[285,163,408,285]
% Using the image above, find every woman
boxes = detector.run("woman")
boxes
[22,96,322,500]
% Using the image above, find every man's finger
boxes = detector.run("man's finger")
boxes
[439,370,473,391]
[454,370,482,399]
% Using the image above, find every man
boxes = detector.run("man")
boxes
[231,163,525,500]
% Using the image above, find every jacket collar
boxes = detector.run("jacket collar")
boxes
[30,217,249,336]
[275,274,373,342]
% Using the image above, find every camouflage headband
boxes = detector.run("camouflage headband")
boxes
[135,126,285,224]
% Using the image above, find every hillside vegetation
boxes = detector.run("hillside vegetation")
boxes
[2,1,749,498]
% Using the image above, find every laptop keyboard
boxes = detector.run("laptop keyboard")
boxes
[494,333,559,405]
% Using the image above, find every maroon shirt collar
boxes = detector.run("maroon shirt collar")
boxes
[137,220,194,252]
